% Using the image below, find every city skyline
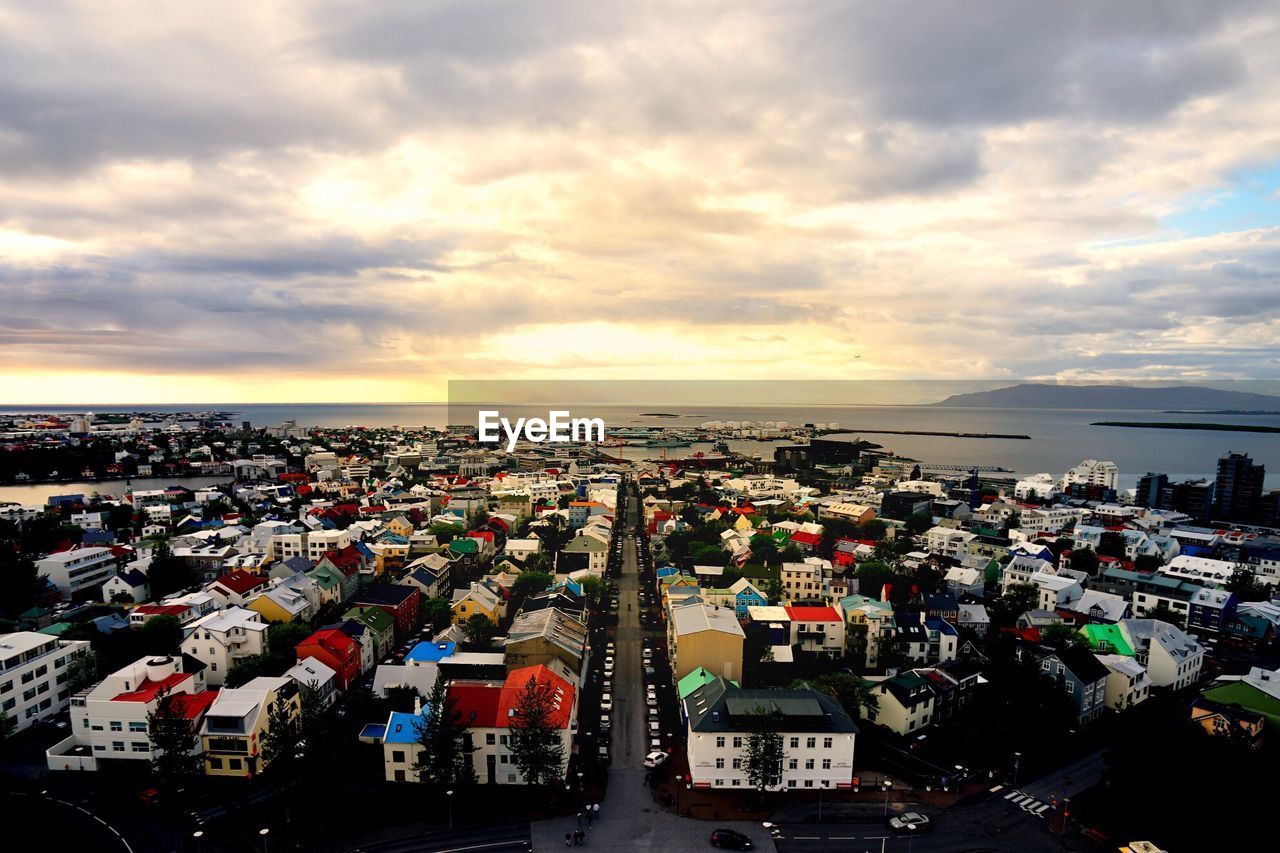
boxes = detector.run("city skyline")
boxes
[2,1,1280,403]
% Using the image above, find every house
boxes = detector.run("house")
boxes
[286,657,338,708]
[452,582,503,626]
[0,632,92,734]
[206,570,269,608]
[402,553,452,598]
[306,564,348,606]
[129,603,197,628]
[840,595,898,670]
[1189,697,1265,750]
[181,607,269,686]
[343,605,397,659]
[503,608,588,676]
[45,654,215,772]
[102,569,150,604]
[557,533,608,575]
[669,600,746,683]
[1198,667,1280,732]
[1066,590,1130,624]
[956,603,990,633]
[295,628,363,690]
[247,574,320,624]
[784,606,846,658]
[1187,588,1237,633]
[355,584,422,641]
[1095,654,1151,711]
[943,566,985,599]
[201,675,301,777]
[380,708,430,782]
[925,527,977,560]
[683,676,858,791]
[1119,619,1204,690]
[1017,644,1108,724]
[701,578,768,619]
[863,672,935,736]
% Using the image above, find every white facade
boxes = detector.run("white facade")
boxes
[0,633,92,733]
[271,529,352,562]
[1061,459,1119,491]
[181,608,269,687]
[37,546,119,600]
[924,526,976,559]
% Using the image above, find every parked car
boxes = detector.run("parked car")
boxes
[601,694,613,712]
[601,715,612,732]
[888,813,931,833]
[646,695,658,707]
[644,665,656,676]
[643,751,669,768]
[710,828,753,849]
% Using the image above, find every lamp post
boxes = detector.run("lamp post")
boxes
[192,830,204,853]
[258,828,270,853]
[1012,752,1022,787]
[577,770,584,791]
[446,789,454,831]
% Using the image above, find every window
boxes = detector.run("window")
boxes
[804,759,814,770]
[732,779,741,787]
[806,737,816,749]
[110,721,123,732]
[732,758,742,770]
[112,741,125,752]
[822,759,831,770]
[715,736,725,748]
[23,688,36,702]
[1065,681,1075,694]
[228,758,242,770]
[789,737,799,748]
[804,779,814,788]
[0,681,10,694]
[1041,660,1051,672]
[823,737,832,749]
[787,780,797,788]
[132,742,149,753]
[788,759,798,770]
[208,756,222,769]
[392,750,405,763]
[500,755,509,764]
[394,769,406,782]
[715,758,725,769]
[732,736,743,748]
[500,734,508,746]
[486,733,496,745]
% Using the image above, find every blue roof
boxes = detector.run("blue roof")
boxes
[360,723,387,740]
[383,711,428,744]
[406,641,456,663]
[924,617,958,635]
[656,567,681,578]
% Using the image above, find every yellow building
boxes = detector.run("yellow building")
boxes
[200,676,301,778]
[669,600,745,683]
[451,581,503,625]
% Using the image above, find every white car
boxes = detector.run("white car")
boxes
[643,751,669,768]
[642,648,653,660]
[601,694,613,712]
[888,813,931,833]
[649,721,660,734]
[646,695,658,708]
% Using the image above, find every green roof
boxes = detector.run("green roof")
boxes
[1080,623,1134,656]
[678,666,739,700]
[448,539,479,554]
[345,605,394,632]
[37,621,73,636]
[1202,681,1280,730]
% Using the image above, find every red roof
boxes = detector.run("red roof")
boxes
[169,689,219,719]
[113,672,192,703]
[789,531,822,546]
[447,665,575,730]
[784,606,841,622]
[320,543,364,575]
[213,569,266,596]
[467,530,495,543]
[134,604,190,617]
[298,628,359,658]
[449,681,504,728]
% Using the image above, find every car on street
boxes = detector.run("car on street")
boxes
[644,665,656,676]
[601,715,612,731]
[888,813,931,833]
[643,751,669,768]
[649,721,660,734]
[603,679,612,691]
[601,694,613,711]
[646,695,658,707]
[642,648,653,660]
[709,828,753,849]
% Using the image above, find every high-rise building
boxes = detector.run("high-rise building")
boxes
[1160,479,1215,522]
[1135,472,1168,508]
[1062,459,1119,491]
[1215,452,1265,522]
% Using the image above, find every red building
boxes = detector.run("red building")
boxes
[353,584,422,641]
[295,628,362,690]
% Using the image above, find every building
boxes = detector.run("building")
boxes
[1189,697,1264,750]
[206,570,270,608]
[354,584,422,641]
[683,677,858,791]
[503,608,588,675]
[1120,619,1204,690]
[784,606,845,657]
[669,601,745,683]
[271,529,352,563]
[1095,654,1151,711]
[1198,667,1280,732]
[1215,451,1264,522]
[295,628,363,690]
[0,632,92,733]
[863,672,935,736]
[180,607,269,687]
[46,654,214,771]
[37,546,120,600]
[1018,644,1108,724]
[925,527,977,560]
[201,675,301,777]
[1061,459,1119,491]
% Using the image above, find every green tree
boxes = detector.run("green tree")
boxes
[794,673,880,718]
[905,511,934,536]
[260,687,307,775]
[0,548,41,618]
[422,596,454,631]
[147,687,202,788]
[1040,623,1085,651]
[990,582,1039,628]
[740,705,786,790]
[1146,602,1186,629]
[507,672,565,787]
[138,614,183,654]
[579,575,605,609]
[147,542,194,598]
[414,673,476,785]
[1227,565,1267,602]
[462,614,497,647]
[0,707,15,742]
[66,650,100,693]
[1069,548,1100,575]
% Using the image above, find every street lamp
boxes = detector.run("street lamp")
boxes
[577,770,584,791]
[1012,752,1022,787]
[258,827,270,853]
[446,789,454,831]
[192,830,204,853]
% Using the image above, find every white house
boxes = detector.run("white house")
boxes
[181,607,269,687]
[37,546,119,600]
[0,632,92,733]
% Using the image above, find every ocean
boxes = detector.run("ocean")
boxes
[2,402,1279,505]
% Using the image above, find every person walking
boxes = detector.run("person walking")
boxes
[576,811,584,827]
[593,803,600,821]
[585,808,593,827]
[565,832,573,847]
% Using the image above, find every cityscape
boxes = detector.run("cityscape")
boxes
[4,1,1280,851]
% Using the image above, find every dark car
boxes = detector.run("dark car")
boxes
[710,828,752,849]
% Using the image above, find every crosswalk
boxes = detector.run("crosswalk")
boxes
[1002,789,1053,818]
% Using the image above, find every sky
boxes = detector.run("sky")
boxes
[2,0,1280,404]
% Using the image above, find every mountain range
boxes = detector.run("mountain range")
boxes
[930,383,1280,410]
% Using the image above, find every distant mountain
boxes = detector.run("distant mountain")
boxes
[930,383,1280,410]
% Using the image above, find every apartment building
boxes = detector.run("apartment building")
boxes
[37,546,120,600]
[180,607,269,687]
[0,632,92,733]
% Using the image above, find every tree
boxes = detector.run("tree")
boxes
[905,512,934,536]
[793,673,879,718]
[507,672,565,787]
[66,650,99,693]
[260,687,307,775]
[138,614,183,654]
[579,575,605,609]
[147,542,194,598]
[1068,548,1100,575]
[148,687,202,788]
[990,582,1039,628]
[1146,602,1186,629]
[414,673,476,786]
[0,707,15,742]
[0,547,41,618]
[854,561,896,600]
[422,596,454,631]
[462,614,497,647]
[1227,565,1267,602]
[740,705,786,790]
[1040,623,1085,651]
[513,571,554,600]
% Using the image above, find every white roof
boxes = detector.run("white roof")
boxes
[671,601,745,638]
[288,656,337,687]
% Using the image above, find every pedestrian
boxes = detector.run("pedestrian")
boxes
[585,808,593,827]
[593,803,600,820]
[565,832,573,847]
[576,811,583,827]
[575,829,585,846]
